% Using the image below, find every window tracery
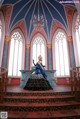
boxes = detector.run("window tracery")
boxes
[53,31,69,76]
[8,32,23,77]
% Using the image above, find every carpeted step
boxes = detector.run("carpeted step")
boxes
[2,109,80,119]
[0,100,80,107]
[4,95,75,103]
[6,91,76,96]
[4,95,74,99]
[0,101,80,112]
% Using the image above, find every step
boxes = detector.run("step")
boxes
[0,100,80,106]
[3,109,80,119]
[4,95,75,103]
[6,91,75,96]
[5,94,74,99]
[0,102,80,112]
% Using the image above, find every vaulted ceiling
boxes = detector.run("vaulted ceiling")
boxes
[1,0,75,38]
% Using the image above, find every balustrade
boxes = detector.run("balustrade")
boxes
[0,67,8,102]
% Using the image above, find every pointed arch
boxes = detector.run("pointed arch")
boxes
[52,29,70,77]
[30,33,47,69]
[8,29,25,77]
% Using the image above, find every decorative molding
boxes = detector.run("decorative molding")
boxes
[5,35,10,42]
[47,44,52,48]
[68,36,72,42]
[26,44,30,49]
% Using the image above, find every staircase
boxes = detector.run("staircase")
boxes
[0,91,80,118]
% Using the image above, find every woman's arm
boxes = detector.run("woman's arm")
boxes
[41,63,45,67]
[33,60,36,66]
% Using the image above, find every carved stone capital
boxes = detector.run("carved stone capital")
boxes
[5,35,10,42]
[68,36,72,42]
[47,44,52,48]
[26,44,30,49]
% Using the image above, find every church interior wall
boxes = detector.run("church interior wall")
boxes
[0,4,79,85]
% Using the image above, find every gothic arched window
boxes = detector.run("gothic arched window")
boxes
[0,20,2,43]
[8,31,24,77]
[0,12,5,67]
[74,15,80,66]
[31,35,47,68]
[53,31,69,77]
[0,20,2,67]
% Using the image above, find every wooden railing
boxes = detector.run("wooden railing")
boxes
[0,67,8,102]
[70,67,80,92]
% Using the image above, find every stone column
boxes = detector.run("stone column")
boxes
[2,35,10,68]
[25,44,30,70]
[68,36,75,67]
[47,44,52,70]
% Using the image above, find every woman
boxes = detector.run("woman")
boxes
[33,55,47,79]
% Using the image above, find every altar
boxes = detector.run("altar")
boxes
[20,69,56,90]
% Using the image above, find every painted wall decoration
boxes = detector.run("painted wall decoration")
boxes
[1,0,74,40]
